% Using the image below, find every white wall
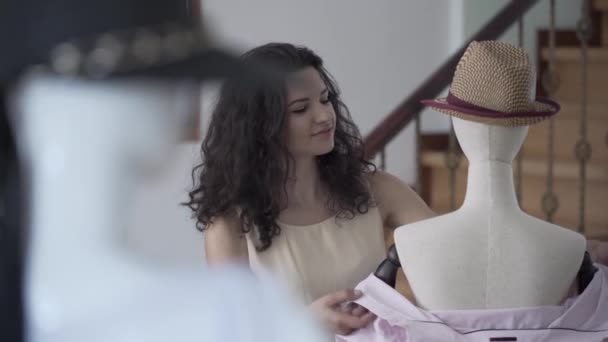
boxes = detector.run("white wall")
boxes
[200,0,455,184]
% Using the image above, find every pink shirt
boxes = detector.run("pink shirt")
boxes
[337,264,608,341]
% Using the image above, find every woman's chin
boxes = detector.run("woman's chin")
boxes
[315,142,335,156]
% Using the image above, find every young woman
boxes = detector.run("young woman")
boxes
[185,42,434,335]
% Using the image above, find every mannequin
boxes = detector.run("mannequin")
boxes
[11,72,323,341]
[339,40,608,342]
[392,40,591,311]
[393,115,587,310]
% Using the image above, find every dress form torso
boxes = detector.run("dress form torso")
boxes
[393,117,587,310]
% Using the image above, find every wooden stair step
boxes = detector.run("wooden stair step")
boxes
[518,175,608,227]
[553,101,607,119]
[522,116,608,163]
[422,152,608,240]
[421,151,608,182]
[595,0,608,11]
[426,164,608,226]
[542,47,608,62]
[541,47,608,105]
[516,158,608,182]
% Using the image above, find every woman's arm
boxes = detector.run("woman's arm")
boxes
[369,170,436,230]
[204,211,249,266]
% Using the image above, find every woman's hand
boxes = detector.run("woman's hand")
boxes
[309,289,375,335]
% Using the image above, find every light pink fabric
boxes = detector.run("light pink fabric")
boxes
[337,264,608,342]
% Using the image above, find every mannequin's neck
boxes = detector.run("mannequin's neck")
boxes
[461,159,520,212]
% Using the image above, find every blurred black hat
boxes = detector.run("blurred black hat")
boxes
[2,2,272,341]
[0,0,265,85]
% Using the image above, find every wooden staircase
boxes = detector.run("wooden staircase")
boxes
[421,0,608,241]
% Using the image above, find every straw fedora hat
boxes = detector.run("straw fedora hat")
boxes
[421,40,560,126]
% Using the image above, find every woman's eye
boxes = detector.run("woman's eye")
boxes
[292,107,308,113]
[320,98,330,105]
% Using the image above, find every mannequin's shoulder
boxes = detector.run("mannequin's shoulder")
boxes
[393,211,464,239]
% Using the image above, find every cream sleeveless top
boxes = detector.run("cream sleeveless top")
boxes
[246,207,387,304]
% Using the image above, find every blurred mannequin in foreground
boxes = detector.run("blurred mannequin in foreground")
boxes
[12,73,322,342]
[1,0,323,341]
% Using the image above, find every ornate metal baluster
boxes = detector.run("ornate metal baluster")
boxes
[575,0,593,234]
[446,120,460,211]
[415,115,422,194]
[515,14,525,203]
[541,0,560,222]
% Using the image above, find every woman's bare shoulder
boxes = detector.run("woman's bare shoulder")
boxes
[367,170,435,229]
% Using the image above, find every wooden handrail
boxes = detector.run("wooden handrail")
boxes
[363,0,540,159]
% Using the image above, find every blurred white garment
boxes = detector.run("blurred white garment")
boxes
[38,265,325,342]
[12,75,323,342]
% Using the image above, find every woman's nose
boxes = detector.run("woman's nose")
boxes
[312,104,332,123]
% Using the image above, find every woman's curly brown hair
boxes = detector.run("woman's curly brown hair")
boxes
[184,42,376,251]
